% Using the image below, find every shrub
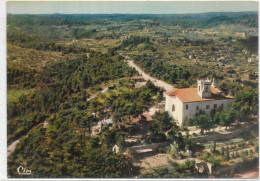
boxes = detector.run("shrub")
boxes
[238,142,246,148]
[192,133,197,137]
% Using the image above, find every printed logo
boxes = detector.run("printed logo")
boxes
[17,166,31,175]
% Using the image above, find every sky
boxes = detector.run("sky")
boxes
[7,1,258,14]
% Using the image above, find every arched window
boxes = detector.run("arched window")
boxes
[172,104,175,112]
[199,86,200,91]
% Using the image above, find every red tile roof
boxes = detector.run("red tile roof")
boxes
[165,87,232,103]
[142,112,153,121]
[211,86,221,94]
[132,112,153,123]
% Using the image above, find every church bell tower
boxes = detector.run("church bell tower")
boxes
[198,79,212,98]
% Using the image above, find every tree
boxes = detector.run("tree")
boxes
[176,132,185,151]
[213,141,216,153]
[233,86,258,120]
[81,114,97,134]
[220,81,229,95]
[116,131,127,148]
[187,139,192,156]
[195,114,214,135]
[226,145,230,161]
[218,109,235,130]
[123,103,136,121]
[167,128,178,142]
[153,111,176,132]
[123,103,143,121]
[221,147,225,156]
[113,110,124,129]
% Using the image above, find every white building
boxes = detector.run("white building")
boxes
[165,79,233,125]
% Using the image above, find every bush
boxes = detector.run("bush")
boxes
[146,132,167,143]
[192,133,197,137]
[157,147,167,153]
[238,142,246,148]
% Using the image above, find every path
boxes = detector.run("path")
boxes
[234,168,259,178]
[8,86,110,158]
[7,140,19,158]
[87,87,109,101]
[127,60,174,91]
[8,119,51,158]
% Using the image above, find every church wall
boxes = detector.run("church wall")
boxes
[182,98,233,123]
[165,94,184,125]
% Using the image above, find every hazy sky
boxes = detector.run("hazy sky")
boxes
[7,1,258,14]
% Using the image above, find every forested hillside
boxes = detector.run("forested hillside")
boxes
[7,12,258,178]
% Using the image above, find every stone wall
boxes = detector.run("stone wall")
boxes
[131,142,170,152]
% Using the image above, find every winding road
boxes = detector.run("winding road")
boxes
[7,140,19,158]
[127,60,174,91]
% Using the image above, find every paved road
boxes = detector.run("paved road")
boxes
[7,140,19,158]
[127,60,174,91]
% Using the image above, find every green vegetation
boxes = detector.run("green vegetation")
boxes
[8,124,138,178]
[141,160,196,178]
[191,85,258,133]
[195,114,213,134]
[7,12,258,178]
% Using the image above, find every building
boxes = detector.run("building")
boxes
[165,79,233,125]
[131,111,153,123]
[91,118,112,136]
[235,32,246,38]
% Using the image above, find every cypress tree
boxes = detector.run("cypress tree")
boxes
[226,145,230,161]
[221,146,225,156]
[213,141,216,153]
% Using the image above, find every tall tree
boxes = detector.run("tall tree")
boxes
[195,114,214,135]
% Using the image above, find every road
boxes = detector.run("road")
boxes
[8,60,170,158]
[7,140,19,158]
[8,86,109,158]
[127,60,174,91]
[87,87,109,101]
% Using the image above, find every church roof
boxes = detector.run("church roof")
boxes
[165,87,232,103]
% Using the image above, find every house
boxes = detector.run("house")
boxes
[165,79,233,125]
[131,112,153,123]
[91,118,112,136]
[248,55,258,63]
[235,32,246,38]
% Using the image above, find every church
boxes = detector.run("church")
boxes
[165,79,233,126]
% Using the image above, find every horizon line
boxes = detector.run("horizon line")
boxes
[7,11,258,15]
